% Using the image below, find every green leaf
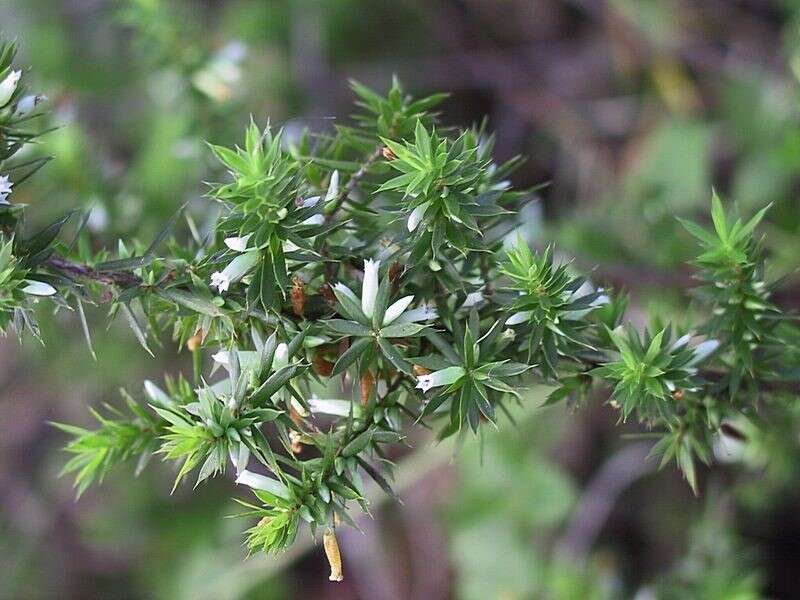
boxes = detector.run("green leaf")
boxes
[327,319,372,337]
[377,337,413,375]
[330,337,373,377]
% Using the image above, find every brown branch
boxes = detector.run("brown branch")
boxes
[44,256,141,287]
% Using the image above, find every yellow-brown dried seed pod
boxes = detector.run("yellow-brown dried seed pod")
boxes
[323,528,343,582]
[381,145,396,161]
[290,276,305,317]
[360,372,375,406]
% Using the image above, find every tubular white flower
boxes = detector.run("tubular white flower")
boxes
[211,350,230,365]
[689,339,719,366]
[394,302,437,324]
[301,214,324,226]
[0,70,21,107]
[274,342,289,369]
[415,366,465,392]
[0,175,12,204]
[224,233,252,252]
[407,203,428,232]
[210,250,259,293]
[22,280,56,296]
[325,170,339,203]
[506,311,532,325]
[236,469,283,492]
[382,295,415,326]
[361,259,381,318]
[461,290,484,308]
[308,397,361,417]
[143,380,175,407]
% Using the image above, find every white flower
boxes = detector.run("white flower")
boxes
[325,170,339,203]
[224,233,252,252]
[688,339,719,366]
[210,250,259,293]
[144,380,172,405]
[382,295,414,326]
[308,397,360,417]
[415,366,465,393]
[506,311,532,325]
[21,280,56,296]
[394,301,437,324]
[229,440,250,475]
[236,469,285,494]
[274,342,289,370]
[0,70,21,107]
[15,94,45,117]
[301,195,320,208]
[407,203,428,232]
[361,259,381,318]
[461,290,484,308]
[0,175,12,204]
[210,272,231,293]
[301,214,324,226]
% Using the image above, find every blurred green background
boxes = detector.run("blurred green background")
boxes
[2,0,800,598]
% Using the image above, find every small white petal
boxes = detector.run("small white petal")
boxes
[224,233,252,252]
[212,350,230,365]
[301,195,320,208]
[14,94,45,117]
[461,290,484,308]
[210,271,230,293]
[0,175,13,203]
[211,251,259,293]
[382,295,415,326]
[22,280,57,296]
[506,311,532,325]
[394,302,437,324]
[416,366,465,392]
[415,375,434,392]
[361,259,381,318]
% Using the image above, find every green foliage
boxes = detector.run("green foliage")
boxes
[500,242,603,379]
[0,33,796,577]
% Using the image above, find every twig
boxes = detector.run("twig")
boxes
[325,145,383,222]
[44,256,141,287]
